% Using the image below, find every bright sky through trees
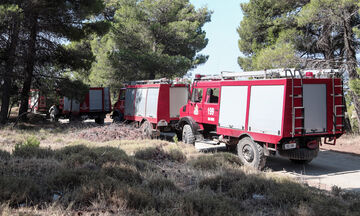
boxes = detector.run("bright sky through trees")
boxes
[190,0,248,76]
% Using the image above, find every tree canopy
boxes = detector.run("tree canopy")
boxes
[88,0,211,90]
[0,0,211,124]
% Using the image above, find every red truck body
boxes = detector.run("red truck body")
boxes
[29,89,47,113]
[30,87,112,124]
[177,69,344,168]
[112,81,189,133]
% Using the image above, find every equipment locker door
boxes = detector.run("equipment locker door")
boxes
[189,87,203,123]
[202,88,219,125]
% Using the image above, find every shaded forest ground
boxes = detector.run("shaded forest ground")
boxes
[0,120,360,215]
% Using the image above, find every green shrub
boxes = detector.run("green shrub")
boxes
[125,186,155,210]
[135,147,165,161]
[181,190,239,216]
[55,145,130,168]
[167,148,186,162]
[173,135,179,144]
[190,153,242,170]
[13,136,53,159]
[135,147,186,163]
[148,177,178,193]
[199,171,246,193]
[0,176,47,206]
[50,168,96,189]
[0,150,11,161]
[22,136,40,147]
[102,167,142,185]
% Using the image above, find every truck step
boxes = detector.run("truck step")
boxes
[195,139,220,146]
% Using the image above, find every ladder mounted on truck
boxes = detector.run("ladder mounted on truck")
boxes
[220,68,341,80]
[126,78,171,85]
[126,77,189,85]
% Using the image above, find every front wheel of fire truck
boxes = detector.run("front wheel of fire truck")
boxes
[182,124,195,145]
[237,137,266,170]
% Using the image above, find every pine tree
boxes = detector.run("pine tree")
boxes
[89,0,211,90]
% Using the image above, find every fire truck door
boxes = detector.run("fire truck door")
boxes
[188,88,204,123]
[202,88,219,125]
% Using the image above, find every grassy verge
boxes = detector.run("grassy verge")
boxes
[0,124,360,215]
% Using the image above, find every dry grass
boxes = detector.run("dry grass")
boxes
[321,134,360,155]
[0,123,360,215]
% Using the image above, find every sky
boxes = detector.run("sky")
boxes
[189,0,249,76]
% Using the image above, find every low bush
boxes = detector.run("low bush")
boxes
[135,147,186,162]
[166,148,186,162]
[190,152,242,170]
[148,177,178,193]
[0,150,10,160]
[0,176,47,206]
[1,141,360,215]
[13,136,53,159]
[181,190,239,216]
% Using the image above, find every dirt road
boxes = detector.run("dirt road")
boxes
[267,150,360,192]
[195,142,360,192]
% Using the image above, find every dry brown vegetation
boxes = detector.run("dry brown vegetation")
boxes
[0,122,360,215]
[321,134,360,155]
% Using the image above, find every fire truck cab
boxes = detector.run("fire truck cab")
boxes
[178,69,345,169]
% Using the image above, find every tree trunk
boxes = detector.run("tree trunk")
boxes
[320,22,335,68]
[0,19,20,124]
[18,15,38,121]
[343,11,360,132]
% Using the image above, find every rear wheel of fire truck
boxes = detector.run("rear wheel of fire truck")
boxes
[182,124,195,145]
[237,137,266,170]
[95,115,105,124]
[279,147,319,165]
[112,111,123,123]
[140,120,153,138]
[290,159,313,164]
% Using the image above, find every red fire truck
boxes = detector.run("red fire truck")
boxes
[177,69,344,169]
[111,79,189,136]
[29,89,48,114]
[48,87,112,124]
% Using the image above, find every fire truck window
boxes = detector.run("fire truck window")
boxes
[206,88,219,103]
[191,88,203,102]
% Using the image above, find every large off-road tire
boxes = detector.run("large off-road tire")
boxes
[279,147,319,164]
[95,115,105,124]
[290,159,313,164]
[182,124,195,145]
[112,111,124,123]
[140,120,153,138]
[237,137,266,170]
